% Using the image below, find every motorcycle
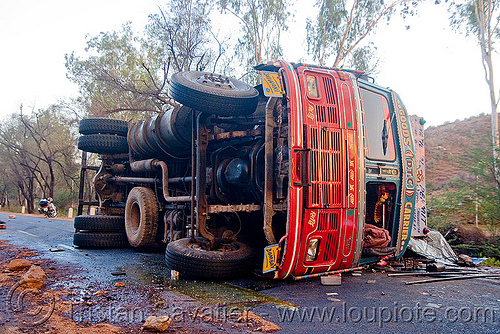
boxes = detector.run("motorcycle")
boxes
[38,198,57,218]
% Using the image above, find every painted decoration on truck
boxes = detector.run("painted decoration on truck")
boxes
[392,93,416,255]
[409,115,427,237]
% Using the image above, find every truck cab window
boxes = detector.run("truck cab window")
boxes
[361,89,395,161]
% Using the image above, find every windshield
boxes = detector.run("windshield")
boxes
[361,89,396,161]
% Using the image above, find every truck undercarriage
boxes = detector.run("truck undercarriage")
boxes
[74,60,417,280]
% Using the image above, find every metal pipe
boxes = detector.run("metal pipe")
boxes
[152,160,192,203]
[110,168,192,203]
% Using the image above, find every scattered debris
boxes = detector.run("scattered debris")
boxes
[49,247,65,252]
[7,259,32,271]
[326,292,338,296]
[237,311,281,333]
[321,274,341,286]
[114,281,125,287]
[367,280,376,284]
[141,315,172,332]
[457,254,474,267]
[426,303,442,309]
[293,266,364,281]
[405,273,500,285]
[426,263,445,272]
[111,271,126,276]
[170,270,179,280]
[407,230,458,265]
[21,265,46,289]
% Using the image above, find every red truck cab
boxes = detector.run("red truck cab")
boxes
[258,61,416,279]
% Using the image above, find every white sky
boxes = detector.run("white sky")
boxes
[0,0,495,127]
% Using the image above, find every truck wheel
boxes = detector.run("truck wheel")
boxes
[73,231,129,248]
[78,134,129,154]
[125,187,158,247]
[165,238,254,279]
[79,118,129,136]
[74,215,125,232]
[169,71,259,116]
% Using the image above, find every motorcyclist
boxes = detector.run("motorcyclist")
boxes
[38,197,57,218]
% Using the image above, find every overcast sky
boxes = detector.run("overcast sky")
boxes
[0,0,496,127]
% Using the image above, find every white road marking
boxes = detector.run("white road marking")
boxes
[17,230,39,238]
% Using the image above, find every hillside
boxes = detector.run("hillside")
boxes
[424,113,491,190]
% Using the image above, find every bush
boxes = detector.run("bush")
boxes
[480,257,500,267]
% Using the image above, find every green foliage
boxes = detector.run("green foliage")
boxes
[0,105,79,213]
[218,0,291,82]
[481,257,500,267]
[65,23,168,119]
[66,0,220,119]
[305,0,419,72]
[428,130,500,235]
[452,243,500,258]
[448,0,500,39]
[146,0,215,73]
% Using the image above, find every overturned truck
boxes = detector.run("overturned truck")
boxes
[74,60,417,279]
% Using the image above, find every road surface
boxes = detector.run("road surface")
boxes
[1,212,499,333]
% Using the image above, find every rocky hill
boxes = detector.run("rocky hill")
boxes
[424,113,491,190]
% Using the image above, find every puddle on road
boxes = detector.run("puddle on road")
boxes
[124,256,295,309]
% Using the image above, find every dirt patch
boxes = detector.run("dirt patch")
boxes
[0,240,279,333]
[0,241,129,333]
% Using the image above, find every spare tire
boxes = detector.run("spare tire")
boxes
[79,118,129,136]
[165,237,255,279]
[169,71,259,116]
[78,134,129,154]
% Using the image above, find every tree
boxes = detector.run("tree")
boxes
[146,0,215,73]
[448,0,499,173]
[305,0,418,71]
[66,1,218,119]
[217,0,291,79]
[0,105,79,213]
[65,23,169,119]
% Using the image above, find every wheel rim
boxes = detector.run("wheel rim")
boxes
[195,73,234,91]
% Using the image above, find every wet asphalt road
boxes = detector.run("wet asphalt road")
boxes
[1,212,500,333]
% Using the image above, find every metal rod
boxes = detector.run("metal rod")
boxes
[388,272,484,277]
[405,274,500,285]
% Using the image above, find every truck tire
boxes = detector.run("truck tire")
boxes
[74,215,125,232]
[125,187,159,247]
[169,71,259,116]
[165,238,254,279]
[79,118,129,136]
[78,134,129,154]
[73,231,129,248]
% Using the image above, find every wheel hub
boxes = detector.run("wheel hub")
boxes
[196,74,233,90]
